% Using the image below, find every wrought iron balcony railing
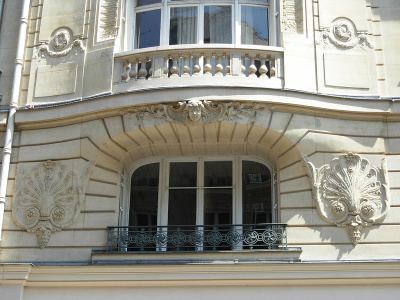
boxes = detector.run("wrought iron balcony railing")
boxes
[106,223,287,253]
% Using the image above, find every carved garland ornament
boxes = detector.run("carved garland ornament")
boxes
[127,100,264,126]
[302,153,390,245]
[39,27,86,58]
[318,18,374,50]
[98,0,119,41]
[13,161,92,248]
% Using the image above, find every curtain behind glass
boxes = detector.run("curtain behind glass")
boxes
[204,6,232,44]
[170,7,197,45]
[241,6,269,45]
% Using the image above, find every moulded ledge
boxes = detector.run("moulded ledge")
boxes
[90,247,302,264]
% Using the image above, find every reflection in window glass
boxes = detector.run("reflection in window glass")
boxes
[241,6,269,45]
[204,161,232,187]
[169,162,197,187]
[170,7,198,45]
[242,161,272,224]
[135,9,161,48]
[130,163,159,227]
[204,6,232,44]
[136,0,161,7]
[204,189,232,226]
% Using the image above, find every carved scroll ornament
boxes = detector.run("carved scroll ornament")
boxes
[13,161,92,248]
[318,18,374,50]
[302,153,390,245]
[127,100,264,126]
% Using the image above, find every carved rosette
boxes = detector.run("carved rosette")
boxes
[39,27,86,58]
[318,18,374,50]
[302,153,390,245]
[128,100,264,126]
[13,161,87,248]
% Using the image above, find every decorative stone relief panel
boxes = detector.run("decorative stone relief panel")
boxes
[125,100,264,126]
[97,0,120,41]
[282,0,303,34]
[318,18,373,50]
[39,27,86,58]
[302,153,390,245]
[12,161,93,248]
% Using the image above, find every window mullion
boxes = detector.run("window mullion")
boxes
[197,158,204,226]
[198,4,204,44]
[234,0,240,44]
[160,159,169,226]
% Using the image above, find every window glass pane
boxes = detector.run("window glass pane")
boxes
[204,161,232,187]
[130,163,159,227]
[242,161,272,224]
[168,189,197,226]
[170,7,198,45]
[169,162,197,187]
[241,6,269,45]
[136,0,161,7]
[204,189,232,226]
[204,6,232,44]
[135,9,161,48]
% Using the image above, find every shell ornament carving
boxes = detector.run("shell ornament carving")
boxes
[318,18,374,50]
[12,161,87,248]
[128,100,264,126]
[302,153,390,245]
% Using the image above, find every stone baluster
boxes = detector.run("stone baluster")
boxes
[129,60,138,80]
[163,56,169,78]
[203,54,212,76]
[182,55,191,77]
[224,53,230,76]
[192,55,201,76]
[258,56,269,77]
[215,54,223,76]
[170,56,179,77]
[241,55,246,77]
[121,60,131,82]
[248,56,257,77]
[138,58,147,80]
[270,55,276,78]
[147,57,153,79]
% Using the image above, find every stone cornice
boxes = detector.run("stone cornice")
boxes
[1,261,400,287]
[11,87,400,131]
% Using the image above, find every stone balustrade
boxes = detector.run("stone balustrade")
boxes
[114,45,284,86]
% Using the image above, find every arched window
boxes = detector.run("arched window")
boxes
[125,0,277,50]
[122,157,278,251]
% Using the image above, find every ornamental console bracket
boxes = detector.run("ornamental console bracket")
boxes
[12,160,94,248]
[301,153,390,245]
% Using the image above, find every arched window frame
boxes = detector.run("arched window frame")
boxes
[119,156,278,227]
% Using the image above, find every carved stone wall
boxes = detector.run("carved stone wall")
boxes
[302,153,391,245]
[12,161,93,248]
[97,0,120,41]
[282,0,303,34]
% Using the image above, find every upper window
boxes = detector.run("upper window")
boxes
[127,0,273,50]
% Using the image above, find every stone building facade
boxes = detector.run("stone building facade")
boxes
[0,0,400,299]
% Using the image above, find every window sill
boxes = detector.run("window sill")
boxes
[91,247,302,264]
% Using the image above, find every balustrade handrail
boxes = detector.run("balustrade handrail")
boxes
[115,44,284,59]
[114,45,284,82]
[106,223,287,253]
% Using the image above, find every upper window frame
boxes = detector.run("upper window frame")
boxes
[123,0,279,51]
